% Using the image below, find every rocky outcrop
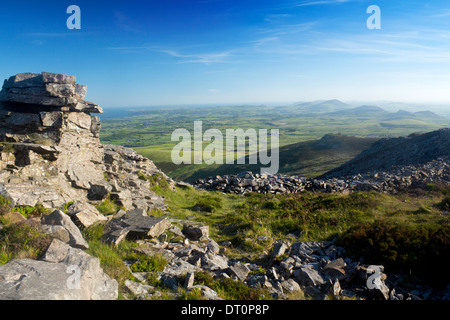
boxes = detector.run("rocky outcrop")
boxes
[0,72,172,212]
[0,72,105,208]
[102,208,171,245]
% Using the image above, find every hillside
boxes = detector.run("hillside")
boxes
[178,133,379,182]
[321,128,450,179]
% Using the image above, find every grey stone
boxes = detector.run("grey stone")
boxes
[110,189,134,211]
[67,112,92,130]
[75,84,87,99]
[102,211,171,245]
[184,272,195,289]
[124,279,154,297]
[190,285,222,300]
[42,72,76,84]
[67,201,107,229]
[41,210,89,249]
[40,111,63,127]
[201,253,229,271]
[2,73,43,88]
[45,83,76,98]
[293,266,325,287]
[5,113,41,126]
[323,258,346,270]
[41,238,71,263]
[270,240,290,263]
[40,225,71,243]
[227,263,250,281]
[88,180,113,201]
[281,279,302,294]
[206,238,220,255]
[0,240,117,300]
[182,223,209,241]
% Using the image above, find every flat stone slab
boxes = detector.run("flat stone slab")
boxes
[102,209,171,245]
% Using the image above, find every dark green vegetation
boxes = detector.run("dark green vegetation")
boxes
[151,181,449,289]
[99,101,449,182]
[0,197,51,264]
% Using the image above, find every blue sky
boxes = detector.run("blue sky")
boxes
[0,0,450,108]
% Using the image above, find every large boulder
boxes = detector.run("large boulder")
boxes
[0,239,117,300]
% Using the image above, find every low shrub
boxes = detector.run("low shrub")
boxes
[338,219,450,287]
[12,203,48,218]
[0,221,51,265]
[0,195,12,215]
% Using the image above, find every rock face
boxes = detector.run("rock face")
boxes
[0,72,104,208]
[0,72,171,211]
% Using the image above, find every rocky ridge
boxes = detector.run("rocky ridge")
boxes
[193,156,449,195]
[0,72,171,211]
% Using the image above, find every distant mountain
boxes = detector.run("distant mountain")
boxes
[385,109,416,120]
[293,99,352,113]
[327,105,388,117]
[414,110,442,120]
[320,128,450,179]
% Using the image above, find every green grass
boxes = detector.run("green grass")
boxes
[194,271,272,300]
[95,195,122,215]
[129,254,167,272]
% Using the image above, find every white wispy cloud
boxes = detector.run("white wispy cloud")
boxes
[154,49,234,64]
[293,0,354,7]
[109,45,236,64]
